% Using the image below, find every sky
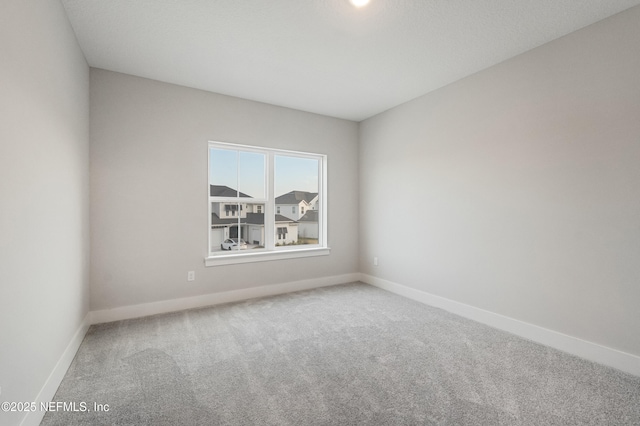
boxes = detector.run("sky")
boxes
[209,148,318,199]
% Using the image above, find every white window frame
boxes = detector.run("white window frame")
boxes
[206,141,329,266]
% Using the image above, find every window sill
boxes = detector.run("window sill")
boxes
[205,247,330,267]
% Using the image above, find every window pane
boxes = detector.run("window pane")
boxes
[238,151,265,199]
[209,148,238,194]
[274,155,319,246]
[209,148,265,199]
[210,202,265,252]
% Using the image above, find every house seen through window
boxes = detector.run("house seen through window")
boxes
[208,142,325,258]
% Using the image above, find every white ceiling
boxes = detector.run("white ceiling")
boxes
[61,0,640,121]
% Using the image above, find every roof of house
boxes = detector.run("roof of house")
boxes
[210,185,252,198]
[298,210,318,222]
[211,213,246,226]
[275,190,317,205]
[212,213,296,226]
[246,213,297,225]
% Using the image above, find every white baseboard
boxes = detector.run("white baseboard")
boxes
[90,273,361,324]
[360,273,640,377]
[20,313,91,426]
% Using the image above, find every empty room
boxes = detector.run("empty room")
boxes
[2,0,640,425]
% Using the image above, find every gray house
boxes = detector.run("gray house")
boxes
[298,210,319,240]
[275,190,318,221]
[210,185,299,250]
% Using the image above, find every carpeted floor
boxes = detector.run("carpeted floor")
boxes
[41,282,640,425]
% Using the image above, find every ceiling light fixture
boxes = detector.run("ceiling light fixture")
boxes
[349,0,370,8]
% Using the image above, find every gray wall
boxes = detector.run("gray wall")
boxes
[0,0,90,422]
[359,6,640,357]
[90,69,359,310]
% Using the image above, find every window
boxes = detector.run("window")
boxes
[207,141,328,266]
[277,227,287,240]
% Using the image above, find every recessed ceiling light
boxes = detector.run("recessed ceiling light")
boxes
[349,0,370,8]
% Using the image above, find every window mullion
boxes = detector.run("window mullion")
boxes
[319,154,327,246]
[264,152,275,249]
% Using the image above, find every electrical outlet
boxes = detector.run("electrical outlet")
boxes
[373,257,378,266]
[187,271,195,281]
